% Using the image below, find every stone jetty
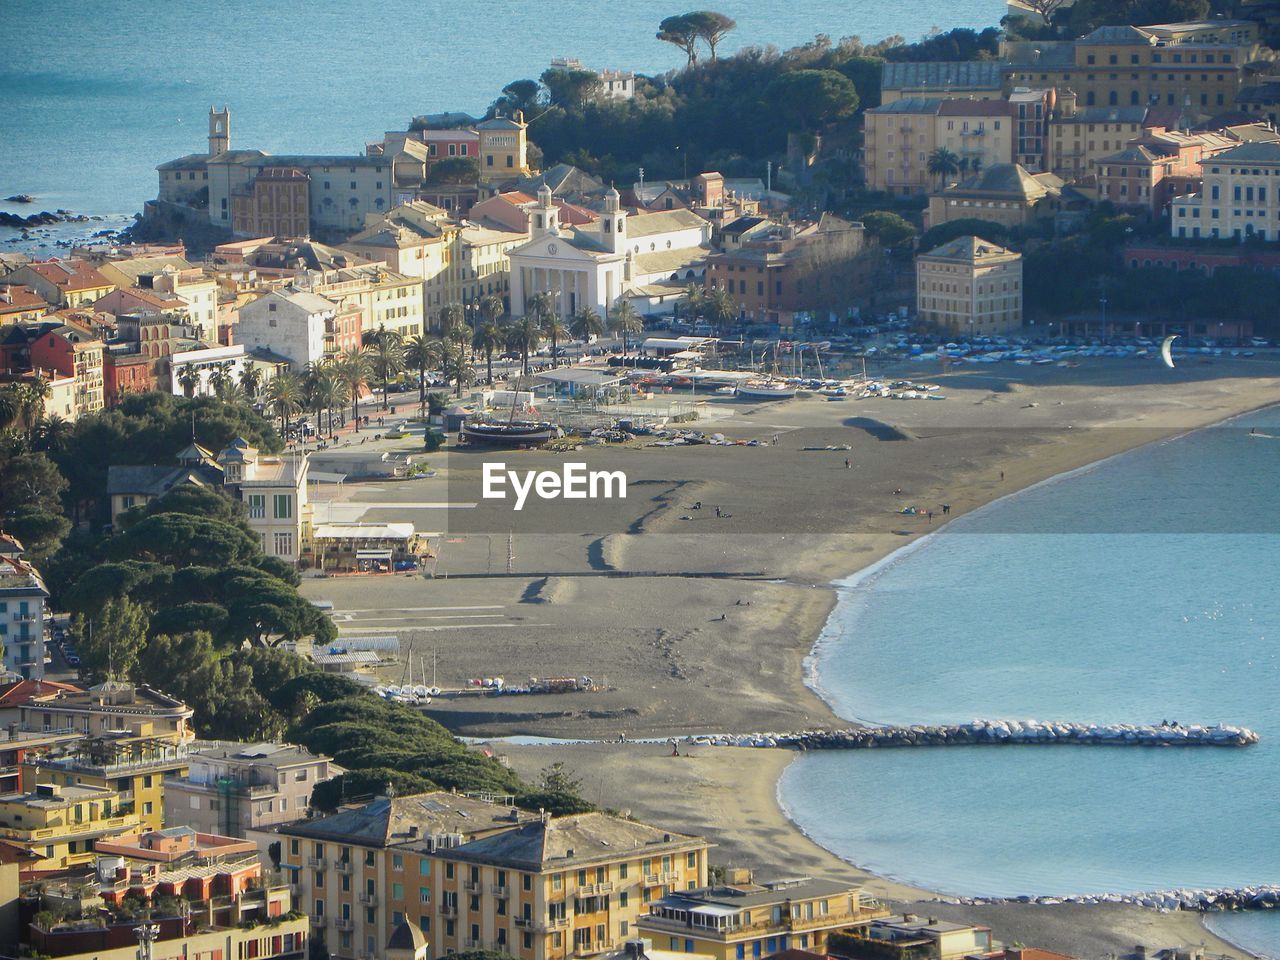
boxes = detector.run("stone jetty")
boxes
[931,883,1280,913]
[689,719,1258,749]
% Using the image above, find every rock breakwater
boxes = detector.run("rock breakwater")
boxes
[691,719,1258,749]
[930,884,1280,913]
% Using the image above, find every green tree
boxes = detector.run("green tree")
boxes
[238,365,262,400]
[108,513,261,568]
[541,67,603,111]
[607,298,644,352]
[472,319,504,385]
[492,79,542,118]
[927,147,962,188]
[569,306,604,343]
[334,349,373,431]
[918,218,1010,253]
[72,596,149,681]
[365,327,405,409]
[688,11,737,60]
[508,316,542,377]
[427,157,480,183]
[177,366,202,399]
[703,288,738,333]
[861,210,918,250]
[765,70,859,132]
[403,335,442,416]
[658,14,702,68]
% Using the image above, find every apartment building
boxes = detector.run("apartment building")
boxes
[1004,22,1261,117]
[636,876,889,960]
[24,733,191,831]
[864,99,1016,194]
[0,557,48,681]
[1095,130,1234,214]
[164,741,335,837]
[1170,140,1280,239]
[270,792,711,960]
[857,914,995,960]
[20,682,195,744]
[916,236,1024,334]
[238,289,337,369]
[27,324,105,419]
[0,781,140,876]
[8,260,115,309]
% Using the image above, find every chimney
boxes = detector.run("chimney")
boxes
[408,825,419,838]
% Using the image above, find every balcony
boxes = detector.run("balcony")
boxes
[334,918,354,931]
[491,884,509,897]
[464,940,483,950]
[307,857,326,869]
[515,916,568,932]
[440,903,458,917]
[578,881,615,896]
[463,879,482,893]
[12,613,39,623]
[574,941,615,957]
[358,892,377,906]
[335,860,353,875]
[644,872,679,887]
[309,916,327,928]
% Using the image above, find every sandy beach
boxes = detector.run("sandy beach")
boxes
[304,355,1280,960]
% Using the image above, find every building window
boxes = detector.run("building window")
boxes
[274,531,295,556]
[248,495,266,519]
[273,494,293,519]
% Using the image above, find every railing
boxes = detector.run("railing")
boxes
[490,884,509,897]
[463,879,481,893]
[307,857,326,869]
[358,892,377,906]
[335,860,353,874]
[334,918,354,931]
[515,916,568,932]
[644,872,679,886]
[641,905,889,939]
[464,940,483,950]
[578,881,615,896]
[309,916,327,928]
[440,903,457,917]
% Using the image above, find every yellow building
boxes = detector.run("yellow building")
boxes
[1004,23,1261,117]
[1045,94,1149,181]
[309,264,424,339]
[916,236,1023,334]
[24,733,190,832]
[477,113,534,182]
[636,875,889,960]
[864,99,1016,195]
[269,792,710,960]
[20,682,194,744]
[0,781,139,875]
[1170,140,1280,240]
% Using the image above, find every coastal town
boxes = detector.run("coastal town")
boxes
[1,5,1279,960]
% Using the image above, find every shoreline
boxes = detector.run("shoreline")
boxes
[481,371,1280,960]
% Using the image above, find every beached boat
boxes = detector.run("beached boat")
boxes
[736,378,797,400]
[461,420,559,447]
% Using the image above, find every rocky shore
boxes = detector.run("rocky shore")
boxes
[693,719,1260,749]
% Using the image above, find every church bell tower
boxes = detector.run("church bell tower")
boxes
[208,105,231,156]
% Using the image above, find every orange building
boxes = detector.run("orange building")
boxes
[232,166,312,239]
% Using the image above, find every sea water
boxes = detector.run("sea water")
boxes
[781,411,1280,958]
[0,0,999,249]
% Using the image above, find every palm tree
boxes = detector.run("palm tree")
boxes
[438,303,468,341]
[364,326,405,410]
[0,387,20,432]
[608,298,644,353]
[682,283,704,323]
[479,293,505,328]
[569,306,604,344]
[264,372,303,434]
[334,349,372,431]
[472,319,504,385]
[440,337,475,398]
[18,377,50,434]
[238,365,262,401]
[404,335,444,415]
[305,367,348,439]
[927,147,961,189]
[507,317,541,378]
[704,288,738,334]
[33,414,71,454]
[176,365,202,399]
[208,361,235,400]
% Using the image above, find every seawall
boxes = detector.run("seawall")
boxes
[693,719,1259,749]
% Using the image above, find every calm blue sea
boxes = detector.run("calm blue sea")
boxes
[0,0,999,252]
[781,411,1280,958]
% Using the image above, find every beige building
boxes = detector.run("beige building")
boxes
[21,682,194,743]
[0,782,139,875]
[1170,140,1280,240]
[306,265,423,338]
[637,875,889,960]
[1045,94,1151,181]
[865,99,1017,195]
[860,914,994,960]
[926,164,1068,230]
[916,236,1023,334]
[268,792,710,960]
[477,113,534,182]
[218,441,312,563]
[164,741,336,837]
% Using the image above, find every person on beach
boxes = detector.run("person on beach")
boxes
[845,458,851,468]
[943,504,951,515]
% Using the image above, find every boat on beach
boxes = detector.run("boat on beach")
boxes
[461,419,559,447]
[736,378,797,400]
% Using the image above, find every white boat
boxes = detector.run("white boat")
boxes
[736,378,797,400]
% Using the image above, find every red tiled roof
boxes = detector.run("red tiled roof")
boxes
[0,678,83,709]
[0,286,48,313]
[26,259,113,291]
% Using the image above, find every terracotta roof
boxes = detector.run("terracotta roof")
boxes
[24,259,113,291]
[0,286,48,314]
[0,679,83,710]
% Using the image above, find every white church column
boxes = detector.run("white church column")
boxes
[510,264,525,316]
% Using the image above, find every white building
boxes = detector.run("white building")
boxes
[508,185,710,317]
[218,440,311,563]
[0,557,48,681]
[237,289,337,370]
[1170,141,1280,241]
[168,343,252,396]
